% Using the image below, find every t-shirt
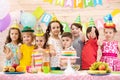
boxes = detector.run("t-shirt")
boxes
[19,44,34,67]
[5,43,19,66]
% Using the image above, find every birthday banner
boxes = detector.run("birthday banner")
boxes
[43,0,103,8]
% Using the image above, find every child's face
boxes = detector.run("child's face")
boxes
[22,32,33,45]
[35,36,45,48]
[87,27,96,39]
[62,37,72,49]
[71,25,82,37]
[104,28,115,40]
[10,29,19,42]
[50,22,60,36]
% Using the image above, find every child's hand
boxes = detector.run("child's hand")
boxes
[79,31,85,42]
[6,50,13,60]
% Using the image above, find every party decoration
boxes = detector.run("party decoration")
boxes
[94,0,102,6]
[21,12,36,28]
[11,20,19,29]
[104,14,116,28]
[61,22,70,32]
[111,9,120,17]
[0,14,11,32]
[95,19,104,29]
[51,13,58,21]
[55,0,64,6]
[0,0,10,19]
[64,0,73,8]
[113,13,120,30]
[75,15,81,24]
[43,0,53,4]
[33,7,45,19]
[34,26,44,37]
[89,18,95,27]
[74,0,83,8]
[41,13,52,26]
[84,0,94,8]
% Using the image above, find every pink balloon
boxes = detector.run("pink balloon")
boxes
[0,14,11,32]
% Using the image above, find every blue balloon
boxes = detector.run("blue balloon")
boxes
[21,12,36,28]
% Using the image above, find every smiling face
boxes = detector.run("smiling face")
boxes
[104,28,115,41]
[62,37,72,49]
[10,29,19,42]
[71,25,82,37]
[35,36,45,48]
[50,22,60,36]
[22,32,33,45]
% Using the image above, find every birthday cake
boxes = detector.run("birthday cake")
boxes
[61,51,76,56]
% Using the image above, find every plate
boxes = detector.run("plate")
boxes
[51,70,63,74]
[4,72,25,74]
[87,70,110,76]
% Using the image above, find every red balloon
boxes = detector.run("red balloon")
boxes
[0,14,11,32]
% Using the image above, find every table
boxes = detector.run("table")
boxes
[0,71,120,80]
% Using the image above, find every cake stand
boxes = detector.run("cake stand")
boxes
[60,56,79,74]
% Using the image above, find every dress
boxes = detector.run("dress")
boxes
[48,37,63,68]
[72,37,84,67]
[5,43,19,66]
[19,44,34,67]
[100,40,120,71]
[81,39,98,70]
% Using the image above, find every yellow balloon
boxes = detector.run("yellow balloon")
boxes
[33,7,45,19]
[111,9,120,17]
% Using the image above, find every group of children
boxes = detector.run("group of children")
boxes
[3,17,120,71]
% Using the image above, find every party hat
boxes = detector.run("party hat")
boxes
[51,13,58,21]
[11,20,19,28]
[89,18,95,27]
[75,15,81,24]
[104,14,116,28]
[34,25,44,36]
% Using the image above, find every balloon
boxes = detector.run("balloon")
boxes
[0,0,10,19]
[21,12,36,28]
[0,14,11,32]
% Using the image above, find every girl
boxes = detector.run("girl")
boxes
[82,27,99,70]
[4,26,22,66]
[31,28,50,72]
[17,26,35,67]
[45,20,64,70]
[98,20,120,71]
[70,23,85,68]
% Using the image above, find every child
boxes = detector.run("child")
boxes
[60,32,76,69]
[3,25,22,66]
[17,26,35,67]
[70,23,85,68]
[98,16,120,71]
[31,27,50,72]
[82,27,99,70]
[45,20,64,70]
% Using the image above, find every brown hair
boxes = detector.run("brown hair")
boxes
[70,23,82,31]
[44,20,64,43]
[104,27,117,33]
[61,32,72,39]
[5,27,22,45]
[22,32,35,42]
[86,26,99,39]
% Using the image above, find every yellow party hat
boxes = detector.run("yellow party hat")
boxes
[34,25,44,37]
[51,13,58,21]
[11,20,19,28]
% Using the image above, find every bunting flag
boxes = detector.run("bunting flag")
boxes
[111,9,120,17]
[41,13,52,26]
[74,0,83,8]
[64,0,73,8]
[61,22,70,32]
[33,7,45,19]
[43,0,53,4]
[55,0,64,6]
[94,0,102,6]
[84,0,94,8]
[95,19,104,29]
[75,15,81,24]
